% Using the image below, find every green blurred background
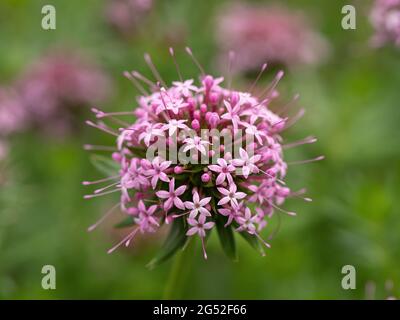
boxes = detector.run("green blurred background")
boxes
[1,0,400,299]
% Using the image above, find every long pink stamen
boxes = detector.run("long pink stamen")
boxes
[94,181,120,194]
[107,227,139,254]
[158,88,172,121]
[82,175,119,185]
[171,210,191,219]
[85,120,119,137]
[185,47,205,75]
[123,71,148,96]
[284,108,305,130]
[283,136,317,149]
[88,202,120,232]
[267,200,296,216]
[258,168,286,185]
[227,50,235,90]
[248,63,267,93]
[255,232,271,248]
[125,228,140,247]
[91,108,130,127]
[131,70,157,89]
[169,47,183,81]
[200,236,208,260]
[84,188,121,199]
[272,117,289,128]
[144,53,167,88]
[95,111,134,118]
[287,155,325,165]
[258,70,284,100]
[290,188,313,202]
[278,93,300,116]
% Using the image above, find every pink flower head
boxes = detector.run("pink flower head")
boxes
[236,207,258,234]
[121,158,149,192]
[186,214,215,259]
[184,191,212,219]
[172,79,198,97]
[216,4,329,72]
[370,0,400,47]
[218,205,242,227]
[186,214,215,238]
[0,87,26,137]
[0,140,8,162]
[208,158,235,185]
[162,119,189,136]
[105,0,153,37]
[221,100,241,134]
[16,49,111,135]
[217,183,247,208]
[231,148,261,178]
[138,122,164,146]
[182,136,210,155]
[134,200,159,233]
[84,49,320,261]
[155,178,187,211]
[144,156,171,189]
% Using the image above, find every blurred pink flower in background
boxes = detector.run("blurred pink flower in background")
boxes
[370,0,400,47]
[0,87,26,160]
[0,140,9,162]
[17,50,112,134]
[105,0,153,37]
[0,87,26,137]
[215,4,329,73]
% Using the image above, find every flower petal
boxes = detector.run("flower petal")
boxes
[218,197,230,206]
[156,190,170,199]
[186,227,198,236]
[175,185,187,196]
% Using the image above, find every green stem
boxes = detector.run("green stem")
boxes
[162,238,197,299]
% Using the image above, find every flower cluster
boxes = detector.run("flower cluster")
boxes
[17,50,111,134]
[215,4,329,72]
[105,0,153,37]
[0,49,111,143]
[370,0,400,47]
[85,49,320,261]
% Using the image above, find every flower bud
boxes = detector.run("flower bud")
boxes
[230,91,240,105]
[191,119,200,130]
[200,104,207,113]
[112,152,122,162]
[208,112,220,128]
[203,75,214,90]
[209,92,219,105]
[201,172,211,183]
[174,166,184,174]
[193,110,201,120]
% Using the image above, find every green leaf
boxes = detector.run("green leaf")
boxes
[172,173,189,180]
[238,230,265,256]
[147,217,188,269]
[190,165,205,173]
[215,215,237,261]
[114,216,135,228]
[90,155,119,176]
